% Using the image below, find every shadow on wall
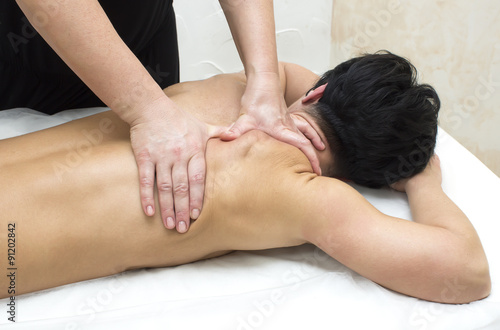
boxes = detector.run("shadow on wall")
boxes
[174,0,333,80]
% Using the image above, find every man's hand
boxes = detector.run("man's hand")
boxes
[129,97,224,233]
[220,72,324,175]
[391,154,442,193]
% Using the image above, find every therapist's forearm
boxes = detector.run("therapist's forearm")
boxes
[220,0,279,77]
[16,0,166,124]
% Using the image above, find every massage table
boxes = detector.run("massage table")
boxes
[0,106,499,329]
[1,0,499,328]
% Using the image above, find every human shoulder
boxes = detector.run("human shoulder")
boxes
[236,130,314,175]
[163,71,246,98]
[278,62,320,105]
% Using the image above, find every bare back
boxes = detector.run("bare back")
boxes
[0,73,310,295]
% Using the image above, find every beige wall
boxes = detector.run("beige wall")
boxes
[330,0,500,177]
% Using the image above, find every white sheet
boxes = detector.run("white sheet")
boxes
[0,107,499,329]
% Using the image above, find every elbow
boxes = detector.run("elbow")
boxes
[462,255,491,303]
[458,235,491,303]
[435,245,491,304]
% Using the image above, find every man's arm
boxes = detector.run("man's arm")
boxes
[295,156,490,303]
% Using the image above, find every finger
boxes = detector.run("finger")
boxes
[278,130,322,176]
[171,161,191,233]
[390,180,407,193]
[187,152,206,221]
[297,142,322,176]
[206,124,228,138]
[293,117,326,151]
[219,116,256,141]
[155,161,176,230]
[134,150,156,217]
[432,154,440,165]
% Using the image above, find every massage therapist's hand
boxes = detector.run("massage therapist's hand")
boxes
[129,96,224,233]
[220,72,324,175]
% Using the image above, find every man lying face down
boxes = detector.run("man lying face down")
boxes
[291,51,439,187]
[0,52,490,303]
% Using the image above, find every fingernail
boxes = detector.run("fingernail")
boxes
[178,221,187,233]
[191,208,200,220]
[166,217,175,228]
[146,205,154,216]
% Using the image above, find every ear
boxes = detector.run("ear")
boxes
[302,83,327,104]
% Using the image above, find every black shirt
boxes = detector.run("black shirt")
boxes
[0,0,179,113]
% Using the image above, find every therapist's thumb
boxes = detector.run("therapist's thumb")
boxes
[206,124,228,138]
[219,115,255,141]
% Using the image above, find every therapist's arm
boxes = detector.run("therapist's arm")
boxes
[16,0,222,233]
[219,0,324,175]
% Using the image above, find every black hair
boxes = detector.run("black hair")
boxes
[308,51,440,188]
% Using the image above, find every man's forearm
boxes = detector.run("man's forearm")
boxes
[402,176,490,302]
[220,0,279,76]
[16,0,166,124]
[406,180,477,236]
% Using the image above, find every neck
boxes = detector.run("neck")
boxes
[291,111,337,177]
